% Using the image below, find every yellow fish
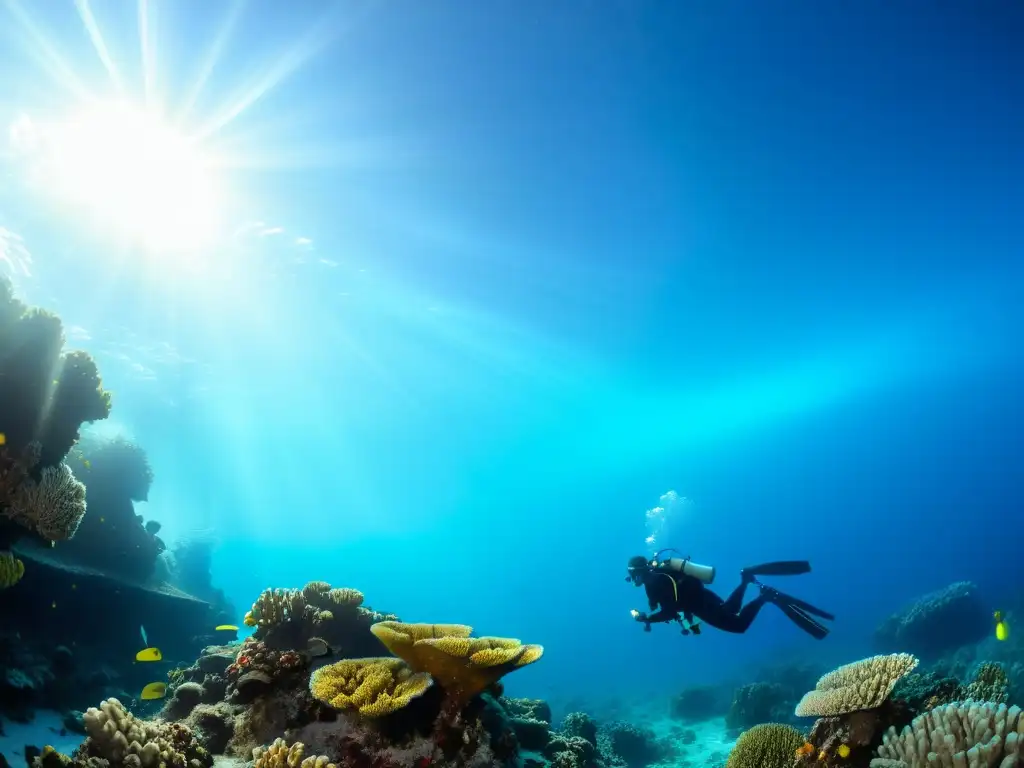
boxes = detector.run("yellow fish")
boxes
[140,682,167,700]
[837,744,851,759]
[136,647,163,662]
[83,460,91,469]
[995,611,1009,641]
[215,624,239,632]
[0,433,6,446]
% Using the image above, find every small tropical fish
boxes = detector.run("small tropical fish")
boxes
[995,611,1009,641]
[0,433,6,446]
[136,647,162,662]
[140,682,167,700]
[215,624,239,632]
[83,460,91,469]
[306,637,331,657]
[140,625,148,647]
[795,743,815,758]
[837,744,851,759]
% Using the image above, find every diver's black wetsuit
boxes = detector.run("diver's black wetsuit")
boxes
[643,569,765,633]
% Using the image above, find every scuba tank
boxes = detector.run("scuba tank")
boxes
[651,549,716,585]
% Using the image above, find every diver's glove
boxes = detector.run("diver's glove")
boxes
[630,609,652,632]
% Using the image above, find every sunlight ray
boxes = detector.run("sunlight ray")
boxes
[175,0,247,127]
[137,0,157,107]
[192,11,343,142]
[73,0,123,92]
[3,0,93,102]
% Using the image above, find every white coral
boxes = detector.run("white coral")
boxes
[82,698,179,768]
[871,699,1023,768]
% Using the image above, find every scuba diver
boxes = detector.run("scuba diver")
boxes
[626,550,834,639]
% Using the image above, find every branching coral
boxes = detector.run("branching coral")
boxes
[871,700,1023,768]
[795,653,919,717]
[726,723,806,768]
[308,656,433,717]
[5,462,87,541]
[963,662,1009,705]
[370,621,544,705]
[243,581,395,654]
[78,697,211,768]
[224,638,307,702]
[253,738,336,768]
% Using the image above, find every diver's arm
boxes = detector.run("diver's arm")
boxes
[644,606,680,624]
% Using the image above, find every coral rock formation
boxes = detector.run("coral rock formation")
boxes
[796,653,920,718]
[369,620,544,705]
[871,700,1023,768]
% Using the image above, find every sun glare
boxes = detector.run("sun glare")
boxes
[41,102,222,254]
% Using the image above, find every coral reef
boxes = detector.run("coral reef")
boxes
[26,580,555,768]
[726,723,804,768]
[164,538,237,625]
[6,461,87,543]
[60,434,164,582]
[669,684,724,721]
[962,661,1009,704]
[309,657,434,716]
[369,621,544,706]
[37,574,1024,768]
[795,653,919,717]
[872,700,1023,768]
[253,738,336,768]
[726,682,791,730]
[0,277,110,550]
[244,581,397,655]
[76,697,212,768]
[874,582,989,658]
[604,721,674,767]
[890,670,963,713]
[0,282,230,734]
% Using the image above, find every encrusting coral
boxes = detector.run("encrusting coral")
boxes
[871,700,1024,768]
[369,621,544,705]
[253,738,336,768]
[796,653,920,717]
[308,657,433,717]
[726,723,805,768]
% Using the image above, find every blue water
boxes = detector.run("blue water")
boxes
[1,0,1022,722]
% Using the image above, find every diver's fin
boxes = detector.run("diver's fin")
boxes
[779,592,835,621]
[762,587,833,639]
[743,560,812,577]
[777,600,830,640]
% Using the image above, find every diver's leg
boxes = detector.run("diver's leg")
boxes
[730,594,769,633]
[722,577,752,614]
[699,594,768,634]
